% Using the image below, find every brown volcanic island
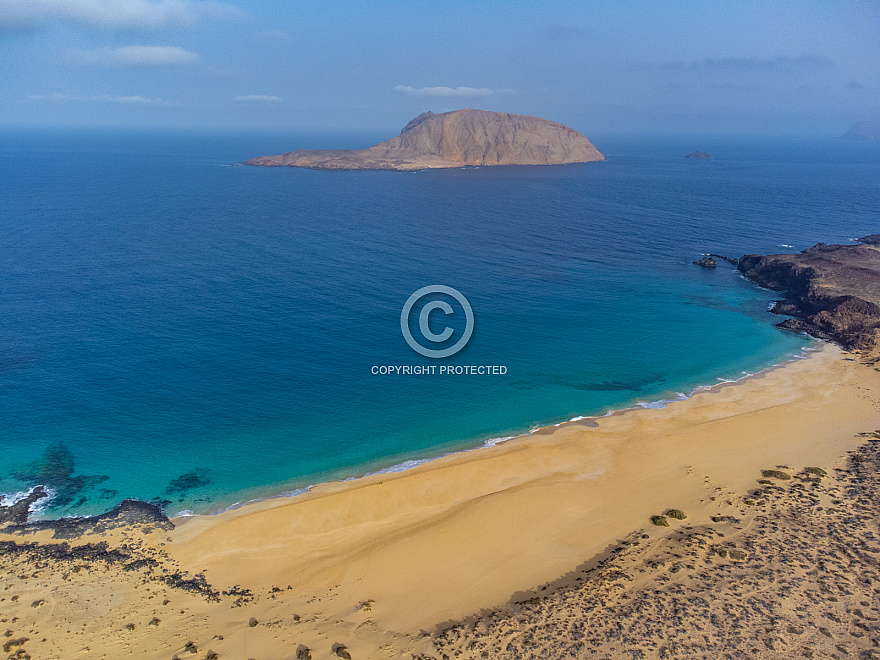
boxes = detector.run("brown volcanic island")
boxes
[245,109,605,171]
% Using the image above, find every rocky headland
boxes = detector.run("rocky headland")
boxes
[245,109,605,171]
[737,237,880,351]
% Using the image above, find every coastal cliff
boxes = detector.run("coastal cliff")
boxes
[245,109,605,171]
[738,238,880,350]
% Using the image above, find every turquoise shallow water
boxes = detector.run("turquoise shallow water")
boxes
[1,130,878,517]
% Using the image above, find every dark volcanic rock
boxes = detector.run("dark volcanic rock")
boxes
[693,256,718,268]
[0,538,155,567]
[709,253,739,265]
[685,151,711,159]
[737,241,880,350]
[858,234,880,246]
[0,486,48,525]
[165,470,212,495]
[11,443,109,508]
[5,499,173,539]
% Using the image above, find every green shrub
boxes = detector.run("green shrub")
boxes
[665,509,687,520]
[650,515,669,527]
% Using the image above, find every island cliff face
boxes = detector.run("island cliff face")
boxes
[738,238,880,351]
[246,109,605,171]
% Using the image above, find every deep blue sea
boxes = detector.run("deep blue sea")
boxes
[1,129,878,518]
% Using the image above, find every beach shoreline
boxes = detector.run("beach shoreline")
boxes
[3,340,880,659]
[167,342,879,647]
[171,339,820,521]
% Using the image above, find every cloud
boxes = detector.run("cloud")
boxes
[112,45,200,65]
[393,85,494,98]
[28,92,79,103]
[29,92,173,105]
[0,0,240,32]
[74,45,201,66]
[654,55,835,73]
[846,81,866,90]
[94,94,172,105]
[233,94,282,103]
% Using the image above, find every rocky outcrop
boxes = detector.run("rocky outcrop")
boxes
[737,240,880,350]
[685,151,711,159]
[0,487,48,525]
[693,254,739,268]
[246,109,604,171]
[12,442,109,509]
[842,121,880,141]
[4,499,173,539]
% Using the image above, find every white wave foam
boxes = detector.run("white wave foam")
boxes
[365,459,432,476]
[482,435,515,448]
[0,488,34,507]
[364,434,518,478]
[279,486,311,498]
[636,391,689,409]
[0,485,56,518]
[735,271,777,292]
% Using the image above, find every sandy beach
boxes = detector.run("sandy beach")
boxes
[3,343,880,659]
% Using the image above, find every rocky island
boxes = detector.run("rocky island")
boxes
[738,237,880,350]
[245,108,605,171]
[685,151,711,159]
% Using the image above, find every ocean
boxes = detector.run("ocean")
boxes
[1,129,878,518]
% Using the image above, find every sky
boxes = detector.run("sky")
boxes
[1,0,878,136]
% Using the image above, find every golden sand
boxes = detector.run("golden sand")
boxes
[2,344,879,659]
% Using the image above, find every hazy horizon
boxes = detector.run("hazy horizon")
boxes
[2,0,879,137]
